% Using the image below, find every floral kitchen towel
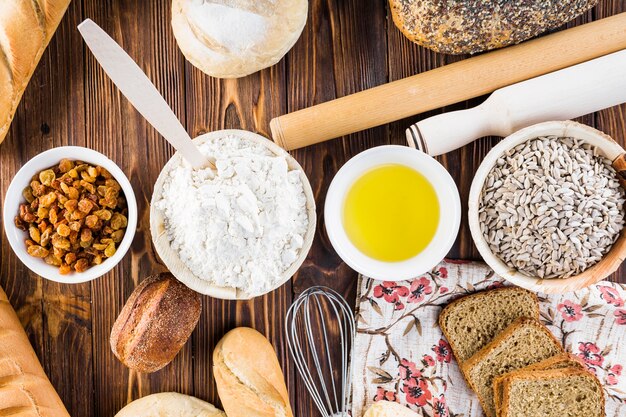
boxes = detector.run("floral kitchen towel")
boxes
[351,259,626,417]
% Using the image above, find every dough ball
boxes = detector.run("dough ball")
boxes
[171,0,308,78]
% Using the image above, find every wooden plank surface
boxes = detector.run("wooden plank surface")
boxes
[0,1,625,416]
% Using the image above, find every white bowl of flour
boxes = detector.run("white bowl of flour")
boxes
[150,130,316,299]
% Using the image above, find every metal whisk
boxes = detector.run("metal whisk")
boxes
[285,286,355,417]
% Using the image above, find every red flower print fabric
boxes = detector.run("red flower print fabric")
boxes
[352,260,626,417]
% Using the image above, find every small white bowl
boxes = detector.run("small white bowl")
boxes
[3,147,137,284]
[469,120,626,294]
[324,145,461,281]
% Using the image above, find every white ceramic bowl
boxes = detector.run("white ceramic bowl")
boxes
[150,130,316,300]
[469,121,626,294]
[325,145,461,281]
[3,147,137,284]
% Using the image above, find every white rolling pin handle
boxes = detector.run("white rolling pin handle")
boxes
[407,49,626,156]
[406,106,505,156]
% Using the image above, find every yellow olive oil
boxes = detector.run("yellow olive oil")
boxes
[342,164,439,262]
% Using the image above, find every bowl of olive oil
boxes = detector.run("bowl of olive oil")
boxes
[325,145,460,280]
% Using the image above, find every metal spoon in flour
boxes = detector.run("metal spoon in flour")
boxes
[78,19,216,173]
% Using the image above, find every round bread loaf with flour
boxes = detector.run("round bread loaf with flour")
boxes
[389,0,598,55]
[115,392,226,417]
[110,273,201,373]
[171,0,308,78]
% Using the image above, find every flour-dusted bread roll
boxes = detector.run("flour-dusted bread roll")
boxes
[389,0,598,55]
[213,327,294,417]
[110,273,202,373]
[0,0,71,144]
[171,0,308,78]
[364,401,420,417]
[115,392,226,417]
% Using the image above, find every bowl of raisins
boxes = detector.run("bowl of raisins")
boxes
[3,146,137,283]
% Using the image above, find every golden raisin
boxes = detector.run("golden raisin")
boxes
[85,215,99,229]
[65,199,78,212]
[74,259,89,272]
[51,234,70,250]
[58,159,74,173]
[110,230,125,243]
[39,192,57,208]
[80,228,92,243]
[39,169,56,186]
[93,209,111,221]
[57,224,71,237]
[104,243,116,258]
[78,198,94,214]
[110,213,127,230]
[64,253,77,265]
[22,187,34,203]
[45,254,62,266]
[29,226,41,243]
[59,263,72,275]
[27,245,49,258]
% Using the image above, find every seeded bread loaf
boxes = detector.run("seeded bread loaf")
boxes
[461,318,564,417]
[439,287,539,363]
[388,0,598,55]
[499,368,604,417]
[493,354,586,413]
[110,273,202,373]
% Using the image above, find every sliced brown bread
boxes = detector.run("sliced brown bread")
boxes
[499,368,604,417]
[439,287,539,363]
[493,354,586,413]
[461,318,564,417]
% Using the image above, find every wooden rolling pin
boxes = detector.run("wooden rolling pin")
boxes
[270,12,626,150]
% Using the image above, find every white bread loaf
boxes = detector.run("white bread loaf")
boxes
[213,327,294,417]
[364,401,420,417]
[0,285,70,417]
[115,392,226,417]
[0,0,71,144]
[171,0,308,78]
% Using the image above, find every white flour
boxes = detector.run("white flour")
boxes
[155,135,308,294]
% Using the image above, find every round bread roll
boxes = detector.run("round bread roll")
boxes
[171,0,308,78]
[364,401,419,417]
[115,392,226,417]
[389,0,598,55]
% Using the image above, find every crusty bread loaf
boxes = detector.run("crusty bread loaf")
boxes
[0,0,71,144]
[115,392,226,417]
[462,318,563,417]
[171,0,308,78]
[388,0,598,55]
[439,287,539,363]
[363,401,420,417]
[493,353,586,413]
[0,285,70,417]
[499,368,604,417]
[213,327,294,417]
[110,273,202,373]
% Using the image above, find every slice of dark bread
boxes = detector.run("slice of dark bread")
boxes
[493,354,586,413]
[499,368,604,417]
[439,287,539,363]
[461,318,564,417]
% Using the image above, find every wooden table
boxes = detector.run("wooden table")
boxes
[1,1,625,416]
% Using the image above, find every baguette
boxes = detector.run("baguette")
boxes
[0,285,70,417]
[0,0,71,144]
[213,327,294,417]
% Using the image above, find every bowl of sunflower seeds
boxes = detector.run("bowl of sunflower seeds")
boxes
[3,146,137,284]
[469,120,626,294]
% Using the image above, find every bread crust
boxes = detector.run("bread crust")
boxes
[114,392,226,417]
[109,273,202,373]
[0,0,70,144]
[493,353,586,414]
[461,317,564,417]
[388,0,598,55]
[438,286,539,364]
[0,285,70,417]
[213,327,293,417]
[499,368,605,417]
